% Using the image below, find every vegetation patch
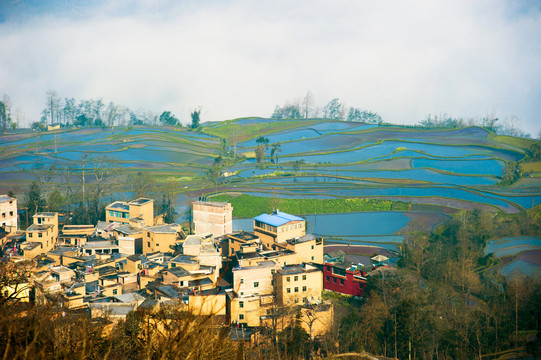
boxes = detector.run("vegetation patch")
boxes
[210,193,410,218]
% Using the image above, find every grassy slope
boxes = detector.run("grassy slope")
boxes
[201,118,323,141]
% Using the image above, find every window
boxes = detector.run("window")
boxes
[271,269,275,274]
[287,288,291,293]
[9,211,13,216]
[303,297,307,303]
[294,276,298,281]
[2,213,5,218]
[240,279,244,284]
[311,245,314,250]
[302,275,306,280]
[294,287,298,293]
[326,266,330,271]
[171,263,176,268]
[239,314,244,320]
[311,256,314,261]
[333,278,337,283]
[302,286,307,292]
[286,277,290,282]
[147,232,151,237]
[239,301,244,308]
[29,233,32,238]
[326,276,329,281]
[340,279,344,285]
[147,242,151,248]
[38,233,42,238]
[294,298,299,303]
[254,282,259,288]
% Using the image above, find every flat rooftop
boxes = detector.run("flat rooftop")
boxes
[128,198,153,206]
[184,235,201,246]
[286,233,322,245]
[229,231,259,241]
[115,224,142,235]
[106,201,130,211]
[193,200,231,208]
[34,212,57,217]
[0,195,15,203]
[145,224,181,234]
[27,224,54,232]
[171,254,198,264]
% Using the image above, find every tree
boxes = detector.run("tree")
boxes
[45,89,60,125]
[191,108,201,129]
[159,111,179,126]
[159,195,178,223]
[347,107,382,124]
[270,143,281,164]
[0,99,9,133]
[255,136,269,163]
[128,171,156,199]
[323,98,343,120]
[302,90,315,119]
[25,182,43,220]
[90,155,116,222]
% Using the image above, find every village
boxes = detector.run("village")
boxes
[0,193,392,343]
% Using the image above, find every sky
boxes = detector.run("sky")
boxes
[0,0,540,136]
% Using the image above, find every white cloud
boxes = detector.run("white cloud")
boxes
[0,0,540,135]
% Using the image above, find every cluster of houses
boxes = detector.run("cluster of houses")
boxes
[1,194,390,340]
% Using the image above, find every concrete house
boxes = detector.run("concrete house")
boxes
[275,264,323,306]
[24,212,59,256]
[105,198,155,226]
[0,194,17,232]
[253,210,306,249]
[192,200,233,236]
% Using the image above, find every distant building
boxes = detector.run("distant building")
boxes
[323,261,367,297]
[142,223,184,255]
[105,198,155,226]
[192,201,233,236]
[24,212,59,256]
[275,263,322,306]
[0,194,17,232]
[253,210,306,249]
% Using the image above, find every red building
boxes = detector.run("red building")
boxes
[323,261,368,297]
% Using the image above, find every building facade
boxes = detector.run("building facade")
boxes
[105,198,154,226]
[192,201,233,236]
[323,261,367,297]
[0,195,17,232]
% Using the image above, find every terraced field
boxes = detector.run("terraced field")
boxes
[1,119,540,211]
[484,237,541,277]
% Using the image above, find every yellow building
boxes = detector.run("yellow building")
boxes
[105,198,154,226]
[253,210,306,250]
[142,224,183,255]
[227,231,260,257]
[275,264,323,306]
[188,289,227,317]
[284,234,324,264]
[25,212,59,256]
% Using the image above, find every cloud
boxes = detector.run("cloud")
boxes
[0,0,540,135]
